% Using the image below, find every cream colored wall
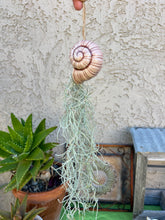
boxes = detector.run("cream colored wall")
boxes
[0,0,165,209]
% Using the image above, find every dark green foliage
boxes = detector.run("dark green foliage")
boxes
[0,195,45,220]
[0,113,58,192]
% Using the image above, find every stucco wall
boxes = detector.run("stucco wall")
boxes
[0,0,165,210]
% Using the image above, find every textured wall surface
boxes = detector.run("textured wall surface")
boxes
[0,0,165,209]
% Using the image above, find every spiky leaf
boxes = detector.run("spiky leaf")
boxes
[19,172,32,190]
[34,118,46,135]
[27,148,45,160]
[19,195,28,218]
[14,199,20,214]
[40,158,54,171]
[10,202,15,219]
[0,163,17,174]
[15,152,29,161]
[30,161,41,179]
[8,126,24,146]
[11,113,24,136]
[0,157,17,165]
[24,135,33,153]
[5,176,17,192]
[21,118,25,126]
[24,114,32,138]
[32,126,57,150]
[0,131,11,142]
[7,141,23,154]
[24,207,46,220]
[0,141,18,155]
[16,160,32,188]
[0,148,11,158]
[40,142,58,152]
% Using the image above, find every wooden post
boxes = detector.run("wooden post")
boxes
[133,152,148,218]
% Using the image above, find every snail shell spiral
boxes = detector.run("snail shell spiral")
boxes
[70,40,103,84]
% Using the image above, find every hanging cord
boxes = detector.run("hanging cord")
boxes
[82,1,86,40]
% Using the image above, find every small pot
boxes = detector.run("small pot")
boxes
[13,184,66,220]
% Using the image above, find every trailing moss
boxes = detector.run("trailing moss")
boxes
[58,79,116,219]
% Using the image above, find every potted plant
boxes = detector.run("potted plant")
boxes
[0,195,45,220]
[0,113,66,220]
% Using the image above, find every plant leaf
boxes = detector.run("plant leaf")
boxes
[14,199,20,214]
[0,157,17,165]
[21,118,25,126]
[23,207,46,220]
[15,152,29,161]
[16,160,32,189]
[5,176,17,192]
[8,126,24,146]
[10,202,15,218]
[23,134,33,153]
[24,114,33,138]
[0,163,17,174]
[8,141,23,154]
[11,113,24,136]
[26,148,45,160]
[40,158,54,171]
[34,118,46,135]
[0,148,11,158]
[0,141,18,155]
[32,127,57,150]
[30,161,41,180]
[39,142,58,152]
[19,172,32,190]
[0,131,11,142]
[19,195,28,218]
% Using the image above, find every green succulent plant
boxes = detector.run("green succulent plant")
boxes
[0,195,45,220]
[0,113,57,192]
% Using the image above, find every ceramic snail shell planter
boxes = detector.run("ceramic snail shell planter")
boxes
[70,40,103,84]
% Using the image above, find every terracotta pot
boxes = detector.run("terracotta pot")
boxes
[12,184,66,220]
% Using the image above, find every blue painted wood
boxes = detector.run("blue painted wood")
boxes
[130,128,165,153]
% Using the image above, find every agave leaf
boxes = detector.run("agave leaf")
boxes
[8,126,24,146]
[0,209,11,220]
[23,207,46,220]
[11,113,24,137]
[26,148,45,160]
[0,157,17,165]
[0,131,11,142]
[0,148,11,158]
[0,163,17,174]
[8,141,23,154]
[23,134,33,153]
[0,141,18,155]
[43,152,52,163]
[24,114,33,138]
[15,152,29,161]
[39,142,58,152]
[30,161,41,180]
[34,119,46,135]
[5,176,17,192]
[14,199,20,214]
[40,158,54,171]
[19,195,28,218]
[16,160,32,189]
[32,127,57,150]
[21,118,25,126]
[11,202,15,218]
[19,172,32,190]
